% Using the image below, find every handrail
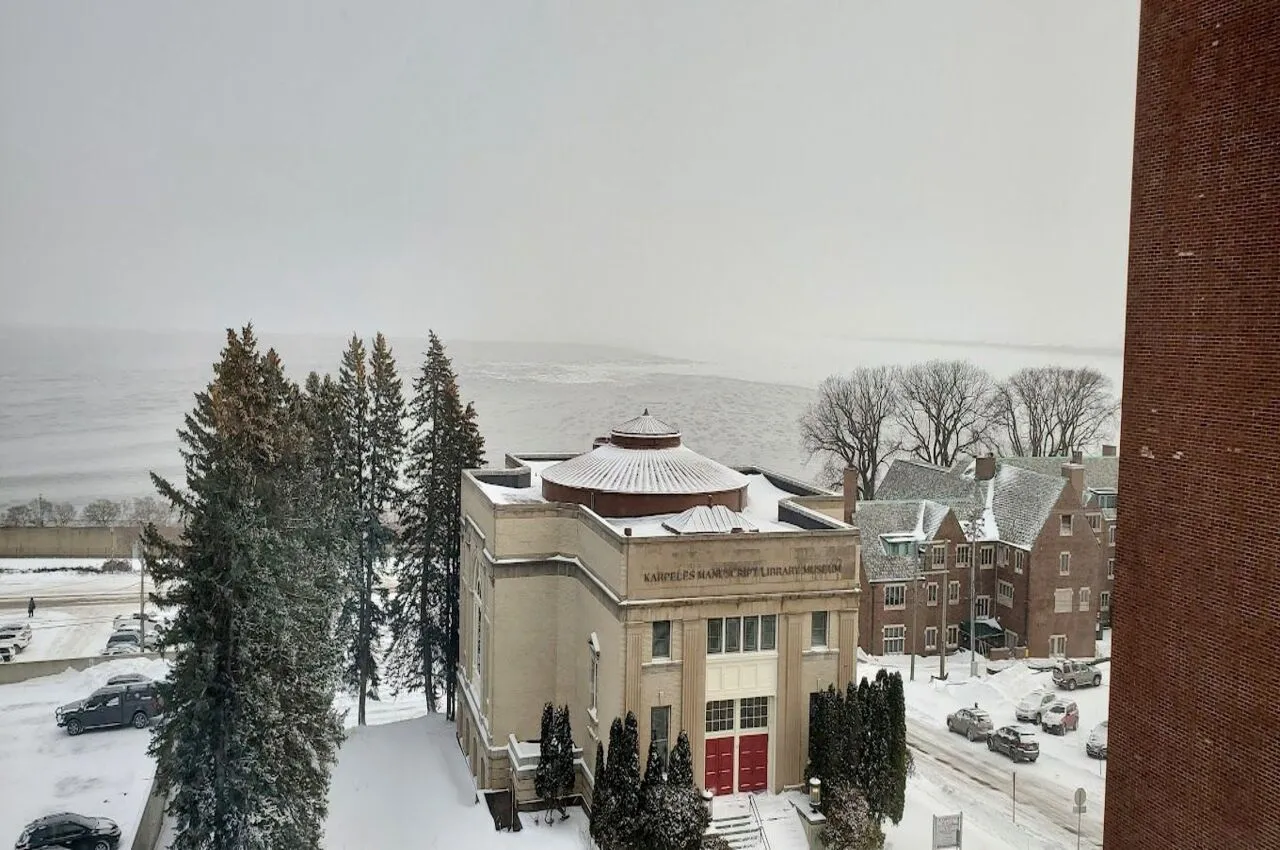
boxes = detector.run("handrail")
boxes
[747,794,770,850]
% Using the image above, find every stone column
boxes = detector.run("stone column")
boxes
[777,613,805,788]
[837,609,858,691]
[681,619,706,787]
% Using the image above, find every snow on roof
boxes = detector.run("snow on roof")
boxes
[475,481,545,505]
[540,441,748,495]
[661,505,759,535]
[610,409,680,438]
[603,474,807,537]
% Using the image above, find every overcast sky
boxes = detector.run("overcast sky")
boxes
[0,1,1140,352]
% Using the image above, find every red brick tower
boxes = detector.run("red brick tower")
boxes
[1108,3,1280,848]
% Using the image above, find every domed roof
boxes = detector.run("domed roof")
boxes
[541,411,747,496]
[611,409,680,438]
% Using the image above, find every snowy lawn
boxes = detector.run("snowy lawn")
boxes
[0,569,151,602]
[0,558,141,573]
[0,656,169,848]
[861,653,1107,849]
[324,714,589,849]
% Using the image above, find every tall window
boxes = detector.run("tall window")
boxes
[927,582,939,606]
[652,620,671,659]
[740,697,769,729]
[956,544,971,565]
[1014,550,1026,574]
[707,616,777,654]
[651,706,671,767]
[1060,514,1074,535]
[980,545,995,567]
[998,580,1014,607]
[473,573,483,681]
[975,596,991,618]
[811,611,829,648]
[932,545,946,566]
[924,626,938,650]
[1078,587,1091,611]
[1059,552,1071,576]
[1100,591,1111,611]
[705,699,734,733]
[1108,526,1116,546]
[1049,635,1067,657]
[1108,558,1115,579]
[883,584,906,609]
[1088,514,1102,533]
[948,580,960,604]
[946,625,959,647]
[589,651,599,714]
[882,625,906,655]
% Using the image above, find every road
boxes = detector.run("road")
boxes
[908,720,1104,849]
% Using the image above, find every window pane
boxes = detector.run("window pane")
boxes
[811,612,828,647]
[652,621,671,658]
[725,617,741,653]
[761,615,777,651]
[743,617,758,652]
[705,699,734,733]
[707,619,723,654]
[740,696,769,729]
[651,705,671,765]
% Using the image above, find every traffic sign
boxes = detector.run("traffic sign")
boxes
[1074,788,1087,806]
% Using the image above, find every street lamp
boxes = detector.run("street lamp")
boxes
[809,777,822,812]
[965,485,985,679]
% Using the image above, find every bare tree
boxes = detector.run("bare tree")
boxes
[799,366,901,499]
[896,360,995,467]
[81,498,124,526]
[51,502,78,526]
[3,504,36,527]
[127,495,174,526]
[989,366,1119,456]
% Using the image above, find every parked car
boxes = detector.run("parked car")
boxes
[1053,660,1103,690]
[1040,699,1080,735]
[946,706,994,741]
[113,612,158,628]
[105,673,152,686]
[0,621,32,649]
[1014,690,1057,723]
[1086,720,1109,759]
[0,642,16,663]
[55,681,163,736]
[14,812,122,850]
[100,632,142,656]
[987,726,1040,762]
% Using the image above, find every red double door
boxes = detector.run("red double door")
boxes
[704,734,769,795]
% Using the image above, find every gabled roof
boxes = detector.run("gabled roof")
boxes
[999,455,1119,500]
[661,505,759,535]
[855,499,954,583]
[876,456,1068,550]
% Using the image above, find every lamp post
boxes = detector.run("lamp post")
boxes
[910,545,927,682]
[965,487,985,679]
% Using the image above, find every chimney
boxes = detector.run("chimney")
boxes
[624,527,632,537]
[974,454,996,482]
[1071,449,1084,465]
[842,467,858,524]
[1061,463,1085,497]
[1102,444,1117,457]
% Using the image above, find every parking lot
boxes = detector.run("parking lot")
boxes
[0,656,169,847]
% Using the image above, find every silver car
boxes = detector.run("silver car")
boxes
[946,706,994,742]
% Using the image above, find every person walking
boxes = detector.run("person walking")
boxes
[27,597,35,618]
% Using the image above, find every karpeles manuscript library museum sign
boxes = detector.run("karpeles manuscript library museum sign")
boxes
[641,562,845,584]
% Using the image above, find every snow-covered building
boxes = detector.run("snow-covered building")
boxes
[456,411,861,806]
[875,452,1113,659]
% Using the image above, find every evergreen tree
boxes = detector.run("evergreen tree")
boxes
[590,740,612,850]
[597,717,628,850]
[666,731,694,788]
[841,680,864,786]
[641,737,665,805]
[554,705,575,819]
[142,327,345,850]
[536,702,557,819]
[883,672,909,825]
[387,331,485,718]
[613,712,644,847]
[856,672,894,823]
[820,783,884,850]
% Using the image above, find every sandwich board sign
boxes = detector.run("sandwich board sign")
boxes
[932,812,963,849]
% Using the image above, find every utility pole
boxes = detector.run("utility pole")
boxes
[134,538,146,649]
[965,481,987,679]
[939,548,948,679]
[909,549,919,682]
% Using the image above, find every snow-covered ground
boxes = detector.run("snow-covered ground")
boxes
[0,569,150,602]
[0,557,142,572]
[0,656,169,848]
[862,652,1107,849]
[0,603,130,660]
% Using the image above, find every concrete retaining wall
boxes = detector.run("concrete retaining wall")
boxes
[0,525,183,558]
[0,652,164,686]
[131,782,168,850]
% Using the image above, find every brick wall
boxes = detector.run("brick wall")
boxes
[1108,3,1280,848]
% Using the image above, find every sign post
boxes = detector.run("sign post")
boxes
[1072,788,1087,850]
[932,813,963,850]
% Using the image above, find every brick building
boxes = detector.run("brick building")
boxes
[1106,3,1280,848]
[875,454,1108,659]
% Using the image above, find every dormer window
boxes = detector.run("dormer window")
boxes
[1060,515,1074,535]
[880,534,917,557]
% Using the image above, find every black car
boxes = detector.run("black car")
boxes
[55,682,163,735]
[14,812,121,850]
[986,725,1040,763]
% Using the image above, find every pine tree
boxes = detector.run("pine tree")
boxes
[820,782,884,850]
[884,672,908,825]
[142,327,345,850]
[387,331,485,718]
[597,717,628,850]
[554,704,575,820]
[613,712,643,847]
[841,680,863,786]
[666,731,694,788]
[536,702,557,821]
[590,740,612,850]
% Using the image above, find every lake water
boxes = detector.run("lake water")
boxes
[0,325,1122,508]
